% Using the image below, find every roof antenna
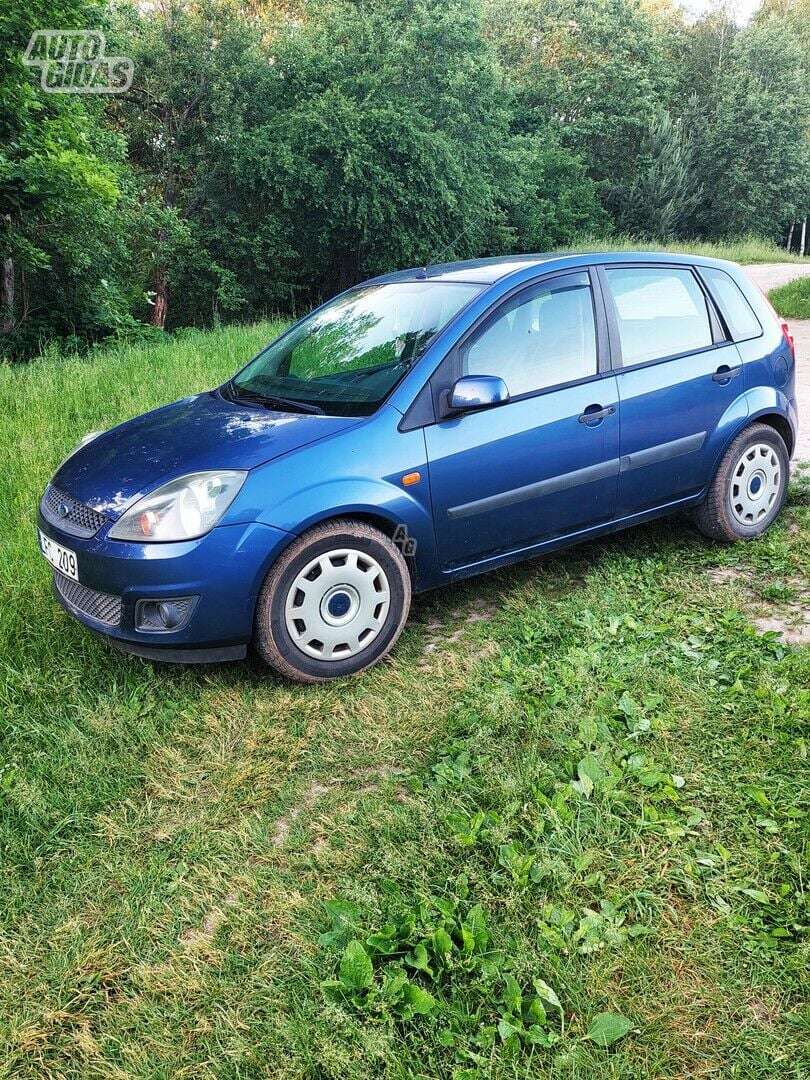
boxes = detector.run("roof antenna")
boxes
[415,212,488,279]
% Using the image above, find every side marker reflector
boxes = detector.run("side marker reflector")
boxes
[402,471,421,486]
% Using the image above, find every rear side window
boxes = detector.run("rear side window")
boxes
[604,267,713,366]
[700,266,762,341]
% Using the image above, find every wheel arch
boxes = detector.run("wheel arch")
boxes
[298,509,419,587]
[693,409,791,541]
[747,411,794,456]
[249,503,430,608]
[252,473,444,592]
[709,390,797,479]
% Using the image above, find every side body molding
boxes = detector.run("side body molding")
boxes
[448,459,621,520]
[620,431,706,473]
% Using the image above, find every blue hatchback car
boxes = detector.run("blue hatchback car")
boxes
[38,253,798,681]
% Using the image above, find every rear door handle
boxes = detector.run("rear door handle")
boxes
[712,365,742,383]
[578,404,616,424]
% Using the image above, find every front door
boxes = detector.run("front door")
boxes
[425,271,620,570]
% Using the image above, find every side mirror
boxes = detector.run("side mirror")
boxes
[446,374,509,414]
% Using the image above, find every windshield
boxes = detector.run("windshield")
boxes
[226,281,482,416]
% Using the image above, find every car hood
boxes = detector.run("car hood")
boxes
[53,391,358,518]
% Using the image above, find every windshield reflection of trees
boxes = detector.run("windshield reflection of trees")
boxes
[272,308,438,392]
[289,310,384,378]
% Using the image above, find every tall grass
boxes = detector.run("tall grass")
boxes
[769,276,810,319]
[0,319,286,471]
[566,235,807,264]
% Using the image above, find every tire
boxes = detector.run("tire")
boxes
[693,422,789,542]
[253,519,411,682]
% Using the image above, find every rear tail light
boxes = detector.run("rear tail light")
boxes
[780,320,795,360]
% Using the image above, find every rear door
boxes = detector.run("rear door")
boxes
[425,270,620,570]
[599,263,747,517]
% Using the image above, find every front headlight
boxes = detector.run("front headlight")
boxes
[108,470,247,542]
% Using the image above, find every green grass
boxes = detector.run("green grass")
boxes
[566,234,808,264]
[1,327,809,1078]
[769,277,810,320]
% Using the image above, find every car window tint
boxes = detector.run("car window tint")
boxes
[701,266,762,341]
[605,267,713,365]
[462,274,597,397]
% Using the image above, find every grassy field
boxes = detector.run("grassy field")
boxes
[1,324,809,1079]
[769,277,810,321]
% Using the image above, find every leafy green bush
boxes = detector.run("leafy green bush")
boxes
[320,892,566,1054]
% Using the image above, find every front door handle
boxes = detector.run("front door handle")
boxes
[712,365,742,383]
[578,404,616,425]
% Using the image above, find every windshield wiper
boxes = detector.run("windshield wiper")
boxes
[227,384,325,415]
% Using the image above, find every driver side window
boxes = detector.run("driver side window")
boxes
[462,272,598,398]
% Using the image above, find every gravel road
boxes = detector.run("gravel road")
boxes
[743,262,810,293]
[743,263,809,462]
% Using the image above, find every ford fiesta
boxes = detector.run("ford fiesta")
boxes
[38,253,798,682]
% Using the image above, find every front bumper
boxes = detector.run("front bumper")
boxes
[38,513,293,660]
[89,629,248,664]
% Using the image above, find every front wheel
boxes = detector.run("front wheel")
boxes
[254,519,412,682]
[693,422,789,542]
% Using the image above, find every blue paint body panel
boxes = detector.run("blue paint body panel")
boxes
[37,252,799,659]
[614,342,749,515]
[426,376,620,568]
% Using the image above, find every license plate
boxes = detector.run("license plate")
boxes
[39,529,79,582]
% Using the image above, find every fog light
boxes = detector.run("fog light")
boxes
[135,596,198,633]
[157,601,181,628]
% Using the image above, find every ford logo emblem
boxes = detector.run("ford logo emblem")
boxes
[57,501,70,518]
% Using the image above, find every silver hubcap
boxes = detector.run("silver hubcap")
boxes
[730,443,781,526]
[284,548,390,660]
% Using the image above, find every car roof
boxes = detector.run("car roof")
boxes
[367,254,563,285]
[366,250,738,286]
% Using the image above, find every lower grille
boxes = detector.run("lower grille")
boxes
[54,571,122,626]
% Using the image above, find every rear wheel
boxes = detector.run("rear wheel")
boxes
[693,423,789,542]
[254,519,411,682]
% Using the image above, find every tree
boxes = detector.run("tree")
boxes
[668,3,738,114]
[494,134,609,250]
[107,0,270,329]
[756,0,810,246]
[248,0,515,298]
[106,0,605,326]
[610,111,703,238]
[693,14,810,239]
[240,0,605,299]
[484,0,671,188]
[0,0,135,356]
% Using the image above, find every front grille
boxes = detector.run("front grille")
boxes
[41,485,107,538]
[54,571,121,626]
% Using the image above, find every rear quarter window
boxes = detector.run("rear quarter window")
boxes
[700,266,762,342]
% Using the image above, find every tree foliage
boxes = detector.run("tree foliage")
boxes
[0,0,807,356]
[485,0,672,185]
[0,0,136,350]
[610,111,703,239]
[692,13,810,239]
